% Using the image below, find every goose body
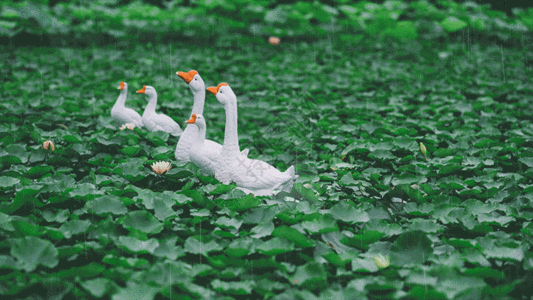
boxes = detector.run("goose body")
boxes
[111,82,143,127]
[185,114,221,174]
[207,83,297,196]
[174,70,248,166]
[138,85,182,136]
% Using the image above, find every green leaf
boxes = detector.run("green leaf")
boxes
[483,247,524,262]
[340,230,386,250]
[225,237,254,257]
[89,195,127,216]
[433,148,456,158]
[117,236,159,254]
[11,219,42,237]
[59,220,91,238]
[69,183,101,198]
[119,211,163,235]
[272,226,314,248]
[214,194,260,211]
[250,221,275,238]
[301,214,339,234]
[437,176,465,189]
[242,206,277,224]
[102,254,149,268]
[81,277,114,298]
[214,216,243,230]
[351,257,379,273]
[390,231,432,265]
[519,157,533,167]
[368,150,396,160]
[111,282,160,300]
[434,274,486,300]
[42,209,70,223]
[339,172,357,186]
[408,219,444,233]
[294,183,319,203]
[120,145,140,156]
[153,237,183,260]
[462,267,505,279]
[0,176,20,189]
[10,236,59,272]
[392,173,419,186]
[210,183,237,195]
[256,237,295,255]
[438,164,463,175]
[211,279,254,295]
[290,262,328,287]
[26,166,54,179]
[153,196,175,221]
[49,262,106,279]
[384,20,417,40]
[440,16,467,32]
[184,236,223,256]
[329,202,370,224]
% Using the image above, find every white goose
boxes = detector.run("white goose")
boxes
[174,70,248,166]
[111,81,143,128]
[137,85,182,136]
[184,113,218,174]
[207,83,298,196]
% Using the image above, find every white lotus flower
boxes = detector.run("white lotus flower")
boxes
[120,123,136,130]
[151,161,171,175]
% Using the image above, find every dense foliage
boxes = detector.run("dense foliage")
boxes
[1,33,532,299]
[1,0,533,45]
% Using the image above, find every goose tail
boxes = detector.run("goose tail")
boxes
[284,165,298,179]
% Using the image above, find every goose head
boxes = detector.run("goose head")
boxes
[206,83,236,106]
[136,85,157,97]
[118,81,127,90]
[186,113,206,129]
[176,70,205,92]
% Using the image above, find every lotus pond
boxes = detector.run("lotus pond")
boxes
[1,38,533,299]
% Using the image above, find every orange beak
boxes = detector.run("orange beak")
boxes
[186,114,197,124]
[137,85,146,94]
[206,83,229,95]
[177,70,198,84]
[118,81,125,90]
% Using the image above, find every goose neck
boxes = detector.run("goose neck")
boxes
[223,102,239,153]
[116,87,128,106]
[191,88,206,116]
[145,92,157,113]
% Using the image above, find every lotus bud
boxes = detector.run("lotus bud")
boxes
[374,254,390,269]
[420,142,427,161]
[151,161,171,175]
[43,140,55,152]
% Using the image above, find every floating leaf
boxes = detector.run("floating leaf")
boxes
[329,202,370,224]
[119,211,163,235]
[272,226,314,248]
[0,176,20,189]
[301,214,339,234]
[10,236,59,272]
[390,231,432,265]
[211,279,254,295]
[117,236,159,254]
[89,195,127,216]
[441,16,467,32]
[256,237,295,255]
